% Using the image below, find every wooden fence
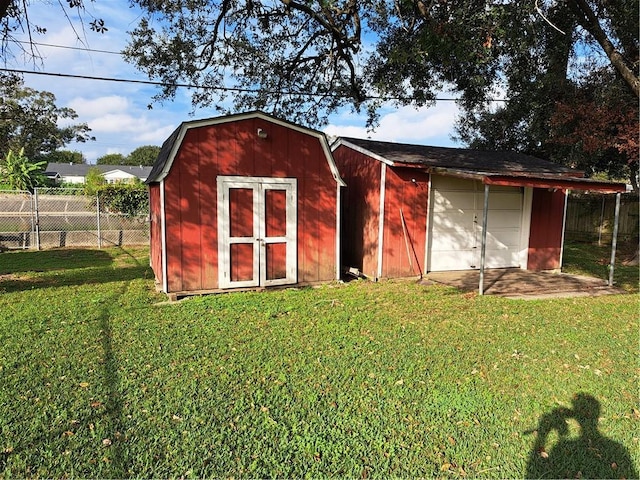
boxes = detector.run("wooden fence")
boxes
[565,193,638,244]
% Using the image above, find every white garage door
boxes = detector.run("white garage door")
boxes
[428,176,524,271]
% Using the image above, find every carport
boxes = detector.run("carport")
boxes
[332,137,627,292]
[441,169,627,295]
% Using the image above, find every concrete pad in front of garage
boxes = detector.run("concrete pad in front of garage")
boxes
[423,268,625,299]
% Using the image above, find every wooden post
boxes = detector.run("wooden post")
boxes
[597,195,605,246]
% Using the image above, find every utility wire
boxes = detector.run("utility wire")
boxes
[1,67,508,103]
[15,40,122,55]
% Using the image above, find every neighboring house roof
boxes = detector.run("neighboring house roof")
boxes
[146,110,345,186]
[45,163,153,180]
[333,137,626,193]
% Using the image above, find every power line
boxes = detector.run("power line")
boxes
[1,67,220,90]
[1,67,501,103]
[16,40,122,56]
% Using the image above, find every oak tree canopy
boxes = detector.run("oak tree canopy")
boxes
[2,0,637,184]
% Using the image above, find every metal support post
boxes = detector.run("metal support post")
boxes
[96,192,102,248]
[34,188,41,250]
[479,184,490,295]
[608,192,621,287]
[559,190,569,270]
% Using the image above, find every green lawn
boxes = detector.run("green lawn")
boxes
[0,244,637,478]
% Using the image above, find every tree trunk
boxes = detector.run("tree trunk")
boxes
[568,0,640,98]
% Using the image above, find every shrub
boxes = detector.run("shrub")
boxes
[97,183,149,217]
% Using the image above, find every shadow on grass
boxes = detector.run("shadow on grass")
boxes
[0,264,151,293]
[525,393,638,479]
[0,265,135,476]
[98,289,126,477]
[0,249,114,275]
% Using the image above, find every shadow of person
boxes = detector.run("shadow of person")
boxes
[525,393,638,479]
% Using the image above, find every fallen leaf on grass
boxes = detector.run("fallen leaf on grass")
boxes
[79,382,89,388]
[102,438,112,447]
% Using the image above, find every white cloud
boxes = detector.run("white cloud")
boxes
[325,102,462,147]
[68,96,130,117]
[89,113,144,133]
[136,125,177,143]
[14,0,466,161]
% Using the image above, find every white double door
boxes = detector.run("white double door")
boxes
[217,176,297,289]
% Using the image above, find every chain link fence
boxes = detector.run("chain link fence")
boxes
[0,188,149,250]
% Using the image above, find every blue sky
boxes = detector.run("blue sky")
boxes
[9,1,463,164]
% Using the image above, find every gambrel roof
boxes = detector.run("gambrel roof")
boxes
[147,111,345,186]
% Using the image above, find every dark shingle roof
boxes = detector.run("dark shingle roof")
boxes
[339,137,580,176]
[146,126,181,184]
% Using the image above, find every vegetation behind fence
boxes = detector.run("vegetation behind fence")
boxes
[0,188,149,249]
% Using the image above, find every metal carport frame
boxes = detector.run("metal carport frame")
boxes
[475,173,626,295]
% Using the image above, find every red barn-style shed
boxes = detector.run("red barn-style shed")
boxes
[332,137,626,283]
[147,111,345,296]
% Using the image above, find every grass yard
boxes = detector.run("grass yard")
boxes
[0,244,638,478]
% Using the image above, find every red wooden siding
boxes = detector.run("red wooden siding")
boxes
[159,117,338,292]
[148,183,162,285]
[333,145,382,278]
[527,188,566,270]
[333,145,429,280]
[381,167,429,278]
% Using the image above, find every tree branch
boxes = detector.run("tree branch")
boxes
[568,0,639,97]
[196,0,232,71]
[0,0,11,21]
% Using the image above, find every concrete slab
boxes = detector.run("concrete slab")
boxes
[423,268,625,299]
